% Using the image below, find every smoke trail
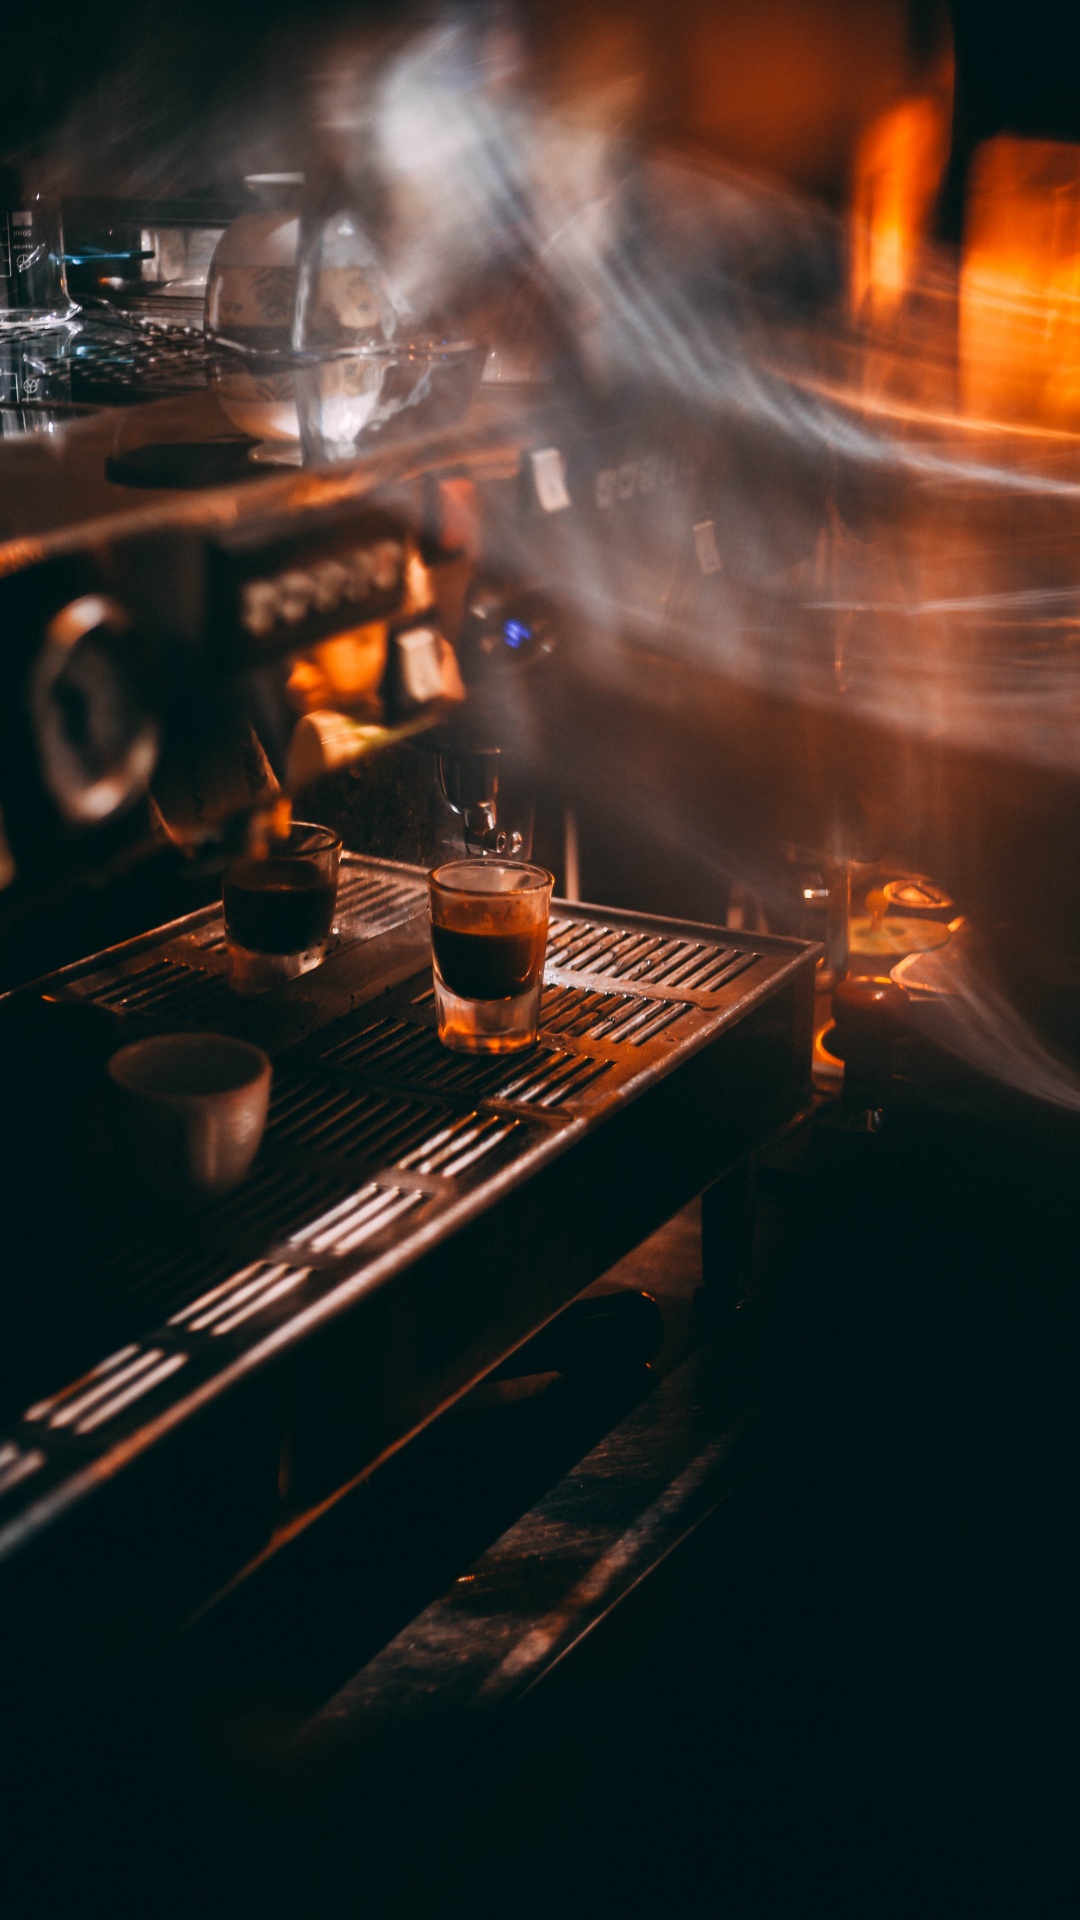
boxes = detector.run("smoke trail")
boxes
[904,941,1080,1114]
[299,13,1080,780]
[31,0,1080,783]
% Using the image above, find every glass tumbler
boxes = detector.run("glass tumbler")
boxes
[429,859,554,1054]
[0,194,78,329]
[293,339,487,463]
[222,821,341,994]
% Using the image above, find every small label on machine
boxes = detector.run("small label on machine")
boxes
[530,447,571,513]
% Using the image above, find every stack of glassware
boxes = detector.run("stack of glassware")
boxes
[1,174,82,431]
[205,172,486,467]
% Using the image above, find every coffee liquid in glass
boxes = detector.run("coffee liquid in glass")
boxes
[428,860,554,1054]
[223,857,336,955]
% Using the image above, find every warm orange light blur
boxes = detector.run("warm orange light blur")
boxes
[851,94,951,323]
[287,624,389,717]
[683,0,911,198]
[961,138,1080,430]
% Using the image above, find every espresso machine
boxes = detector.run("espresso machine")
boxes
[0,397,564,982]
[0,333,820,1728]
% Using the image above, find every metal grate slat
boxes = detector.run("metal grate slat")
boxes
[82,958,237,1024]
[544,917,763,995]
[539,983,690,1045]
[285,1183,426,1259]
[0,1441,46,1502]
[313,1011,609,1108]
[269,1073,520,1176]
[24,1345,189,1437]
[171,1261,313,1337]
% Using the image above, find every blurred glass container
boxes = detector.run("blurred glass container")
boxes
[295,339,487,463]
[209,174,488,465]
[211,354,301,447]
[464,272,557,390]
[206,174,304,446]
[291,181,486,462]
[0,404,86,439]
[292,195,394,356]
[0,324,95,438]
[0,189,78,330]
[206,174,303,353]
[0,328,74,405]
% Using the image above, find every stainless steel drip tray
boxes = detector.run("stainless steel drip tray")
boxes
[0,856,817,1645]
[55,854,432,1049]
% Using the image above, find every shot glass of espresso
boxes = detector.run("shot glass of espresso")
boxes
[429,859,554,1054]
[223,821,342,994]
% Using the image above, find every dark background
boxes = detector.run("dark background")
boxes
[7,2,1080,203]
[3,6,1079,1914]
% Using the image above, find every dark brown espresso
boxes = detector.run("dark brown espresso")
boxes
[431,923,545,999]
[223,858,336,954]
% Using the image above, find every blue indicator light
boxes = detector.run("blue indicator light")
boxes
[504,620,530,649]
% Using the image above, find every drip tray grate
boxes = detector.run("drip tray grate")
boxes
[25,1344,190,1438]
[64,856,425,1032]
[334,868,424,933]
[77,957,238,1024]
[282,1182,427,1260]
[310,1013,612,1108]
[169,1262,316,1338]
[269,1075,447,1163]
[546,918,759,995]
[540,983,690,1044]
[407,980,693,1046]
[268,1071,524,1177]
[81,1164,354,1325]
[0,855,813,1519]
[0,1441,46,1502]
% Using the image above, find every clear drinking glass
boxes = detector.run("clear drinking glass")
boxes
[0,194,78,329]
[291,192,484,463]
[222,821,341,994]
[429,859,554,1054]
[205,173,305,458]
[293,339,487,463]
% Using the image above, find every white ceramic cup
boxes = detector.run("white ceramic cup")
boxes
[108,1033,272,1200]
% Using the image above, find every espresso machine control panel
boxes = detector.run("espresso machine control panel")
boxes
[0,495,421,899]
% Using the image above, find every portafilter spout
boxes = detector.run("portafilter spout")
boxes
[426,575,561,857]
[436,745,522,857]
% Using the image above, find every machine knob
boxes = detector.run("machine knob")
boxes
[32,594,159,825]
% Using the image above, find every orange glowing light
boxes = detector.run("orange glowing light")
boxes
[850,93,951,322]
[286,623,389,717]
[960,138,1080,430]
